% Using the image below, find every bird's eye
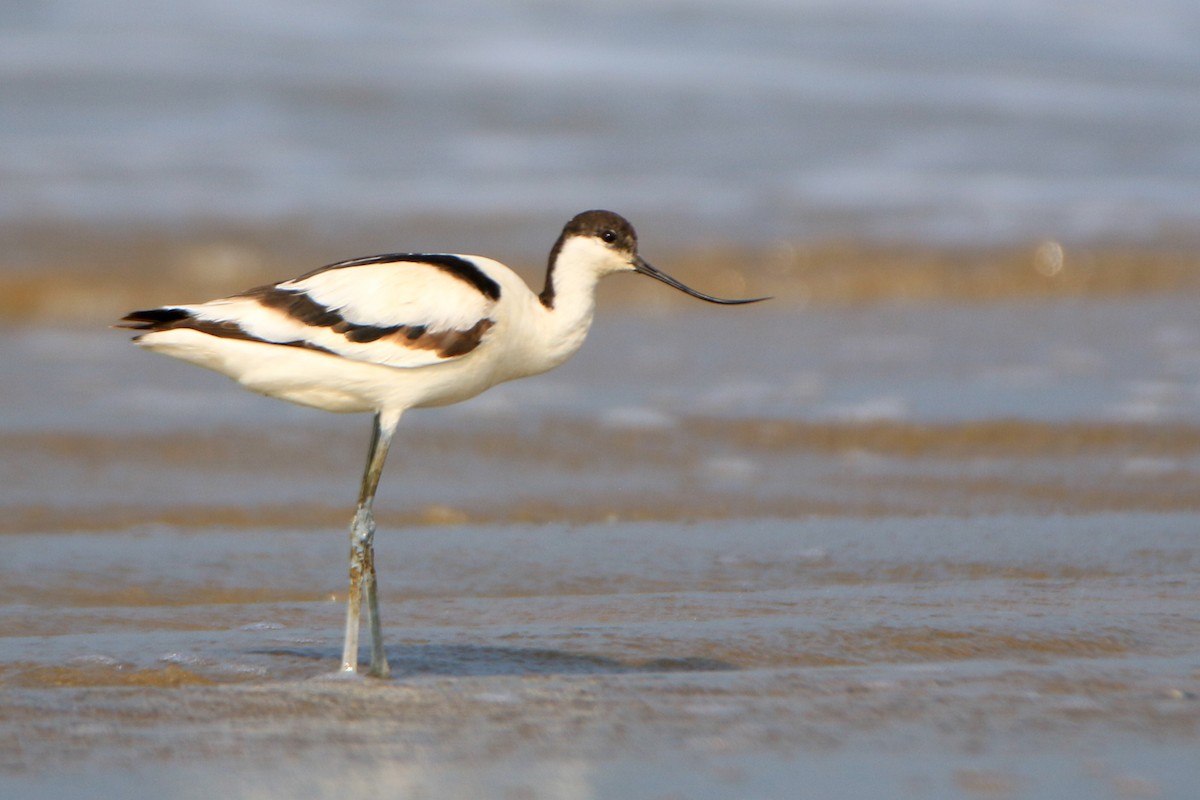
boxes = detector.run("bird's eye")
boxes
[600,230,617,244]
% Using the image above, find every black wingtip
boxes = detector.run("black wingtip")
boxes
[113,307,190,331]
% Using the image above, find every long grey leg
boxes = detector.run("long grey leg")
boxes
[340,409,400,677]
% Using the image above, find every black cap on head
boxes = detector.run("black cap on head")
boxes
[541,209,770,307]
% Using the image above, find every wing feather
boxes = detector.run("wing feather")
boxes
[120,255,502,369]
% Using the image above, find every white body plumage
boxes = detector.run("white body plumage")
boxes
[134,240,610,414]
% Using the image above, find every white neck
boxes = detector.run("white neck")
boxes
[526,236,621,374]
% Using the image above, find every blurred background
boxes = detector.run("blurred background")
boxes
[2,0,1198,320]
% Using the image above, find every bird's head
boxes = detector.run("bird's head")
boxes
[542,210,770,306]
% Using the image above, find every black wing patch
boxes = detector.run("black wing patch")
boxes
[115,308,192,329]
[115,307,336,354]
[296,253,502,301]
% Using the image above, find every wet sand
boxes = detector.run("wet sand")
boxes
[2,278,1199,797]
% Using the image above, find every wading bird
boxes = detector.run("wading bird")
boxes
[117,210,766,677]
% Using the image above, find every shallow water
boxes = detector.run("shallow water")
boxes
[1,516,1197,798]
[2,297,1199,797]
